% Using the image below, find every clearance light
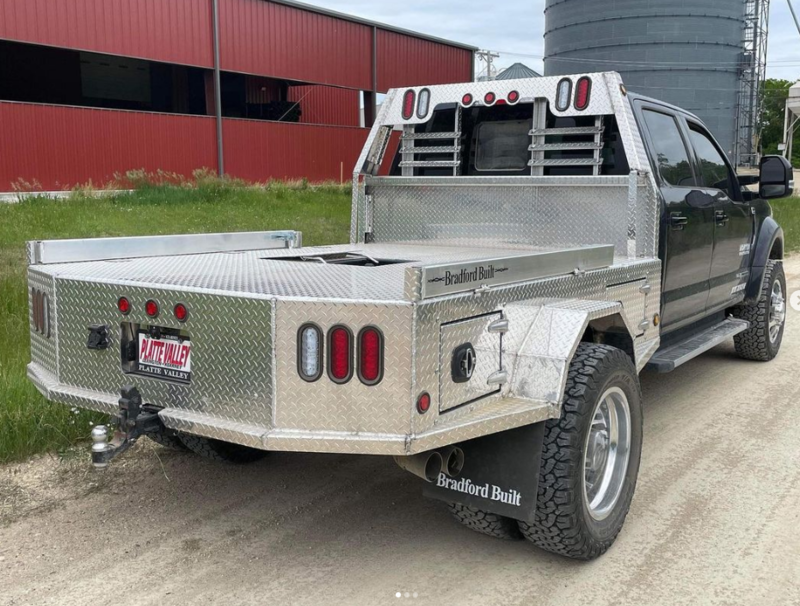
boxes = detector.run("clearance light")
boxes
[507,90,520,104]
[575,77,592,111]
[145,299,159,318]
[461,93,474,106]
[417,392,431,414]
[298,323,323,382]
[484,92,497,106]
[118,297,131,315]
[327,325,353,384]
[358,327,384,385]
[417,88,431,119]
[402,89,416,120]
[556,78,572,111]
[174,303,189,322]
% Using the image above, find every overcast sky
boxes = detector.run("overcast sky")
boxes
[307,0,800,82]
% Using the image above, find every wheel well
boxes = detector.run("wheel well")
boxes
[769,237,784,260]
[581,314,635,362]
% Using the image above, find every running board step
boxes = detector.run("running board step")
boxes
[646,318,750,373]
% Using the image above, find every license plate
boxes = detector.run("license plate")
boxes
[137,332,192,383]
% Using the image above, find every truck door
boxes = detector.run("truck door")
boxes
[639,107,714,328]
[685,122,752,311]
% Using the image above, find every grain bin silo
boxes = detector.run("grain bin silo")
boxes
[544,0,765,164]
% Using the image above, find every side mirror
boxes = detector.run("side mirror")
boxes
[759,155,794,199]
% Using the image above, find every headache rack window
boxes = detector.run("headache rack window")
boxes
[390,100,629,177]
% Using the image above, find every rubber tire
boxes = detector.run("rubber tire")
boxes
[179,434,268,464]
[731,260,786,362]
[447,503,522,540]
[146,429,191,451]
[518,343,643,560]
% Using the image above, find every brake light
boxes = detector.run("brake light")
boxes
[575,77,592,111]
[484,92,497,106]
[118,297,131,315]
[327,325,353,384]
[145,299,159,318]
[417,88,431,119]
[402,89,416,120]
[174,303,189,322]
[461,93,474,107]
[358,327,384,385]
[556,78,572,111]
[298,323,323,382]
[507,90,520,104]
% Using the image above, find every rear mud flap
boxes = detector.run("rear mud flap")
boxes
[423,422,545,523]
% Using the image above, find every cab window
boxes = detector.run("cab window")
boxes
[642,109,695,187]
[687,124,734,197]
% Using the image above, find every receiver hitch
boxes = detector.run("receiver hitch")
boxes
[91,386,164,469]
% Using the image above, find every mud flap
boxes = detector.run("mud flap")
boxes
[423,422,545,523]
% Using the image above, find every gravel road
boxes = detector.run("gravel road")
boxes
[2,259,800,606]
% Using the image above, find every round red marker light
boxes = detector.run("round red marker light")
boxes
[417,392,431,414]
[174,303,189,322]
[508,90,520,104]
[145,299,159,318]
[462,93,474,106]
[484,92,496,105]
[118,297,131,315]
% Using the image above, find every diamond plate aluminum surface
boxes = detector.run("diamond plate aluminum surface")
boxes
[54,279,273,429]
[28,269,58,377]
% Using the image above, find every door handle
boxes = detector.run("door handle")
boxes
[670,213,688,230]
[715,210,729,226]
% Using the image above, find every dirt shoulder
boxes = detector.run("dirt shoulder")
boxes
[2,260,800,606]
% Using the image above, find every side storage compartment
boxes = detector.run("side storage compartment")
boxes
[439,313,503,412]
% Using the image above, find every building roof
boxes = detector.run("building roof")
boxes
[496,63,542,80]
[269,1,478,52]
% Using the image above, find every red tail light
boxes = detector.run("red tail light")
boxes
[575,77,592,111]
[118,297,131,315]
[327,325,353,384]
[461,93,474,106]
[358,327,384,385]
[507,90,520,104]
[145,299,159,318]
[174,303,189,322]
[484,92,497,106]
[402,89,416,120]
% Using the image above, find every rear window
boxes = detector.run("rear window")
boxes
[475,120,530,171]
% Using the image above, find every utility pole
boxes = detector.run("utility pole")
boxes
[476,50,500,82]
[788,0,800,35]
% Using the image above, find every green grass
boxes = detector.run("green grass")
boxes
[0,178,351,463]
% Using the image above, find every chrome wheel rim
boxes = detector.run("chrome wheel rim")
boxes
[769,281,786,345]
[583,387,632,522]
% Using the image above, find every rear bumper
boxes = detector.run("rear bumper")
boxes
[28,362,555,456]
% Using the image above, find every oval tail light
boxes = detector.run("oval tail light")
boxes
[174,302,189,322]
[327,325,353,384]
[297,323,323,382]
[358,327,384,385]
[484,92,497,106]
[461,93,474,107]
[507,90,520,105]
[575,76,592,111]
[402,89,416,120]
[556,78,572,111]
[118,297,131,315]
[416,88,431,119]
[417,392,431,414]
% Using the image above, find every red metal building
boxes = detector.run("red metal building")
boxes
[0,0,475,190]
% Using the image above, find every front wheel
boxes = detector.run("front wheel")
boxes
[519,343,643,560]
[732,260,786,361]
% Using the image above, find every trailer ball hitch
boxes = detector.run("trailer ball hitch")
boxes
[91,385,164,469]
